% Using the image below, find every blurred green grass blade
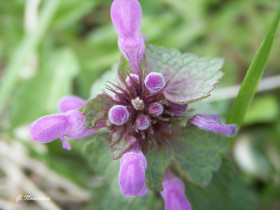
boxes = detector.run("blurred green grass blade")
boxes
[227,8,280,130]
[0,0,61,114]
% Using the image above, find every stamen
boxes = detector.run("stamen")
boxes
[131,97,145,111]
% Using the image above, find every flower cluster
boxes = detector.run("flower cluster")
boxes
[29,0,238,209]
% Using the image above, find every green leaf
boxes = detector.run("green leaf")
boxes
[118,54,130,76]
[83,132,119,181]
[145,45,223,104]
[111,130,137,160]
[172,125,228,187]
[227,8,280,130]
[185,159,255,210]
[89,183,158,210]
[146,148,174,191]
[82,94,113,129]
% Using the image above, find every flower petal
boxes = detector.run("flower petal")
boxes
[58,96,85,113]
[168,102,187,116]
[29,110,105,149]
[29,113,71,143]
[60,136,71,150]
[118,35,145,73]
[66,110,105,138]
[111,0,145,73]
[119,144,147,197]
[111,0,142,38]
[137,185,148,197]
[161,170,192,210]
[189,114,238,137]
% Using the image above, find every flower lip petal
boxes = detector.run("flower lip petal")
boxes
[60,136,71,150]
[189,114,238,137]
[58,95,85,113]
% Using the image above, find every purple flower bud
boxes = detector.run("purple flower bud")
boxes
[168,102,187,116]
[144,72,166,95]
[161,170,192,210]
[113,93,121,102]
[189,114,238,137]
[113,90,123,102]
[58,96,85,113]
[136,114,151,130]
[109,105,130,126]
[148,102,164,116]
[126,73,140,86]
[119,144,147,197]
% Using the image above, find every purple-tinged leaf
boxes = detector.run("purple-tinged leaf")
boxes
[82,94,113,129]
[145,45,224,104]
[111,129,137,160]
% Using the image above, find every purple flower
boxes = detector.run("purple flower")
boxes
[58,95,85,113]
[161,170,192,210]
[111,0,145,73]
[189,114,238,137]
[29,96,105,150]
[119,143,148,197]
